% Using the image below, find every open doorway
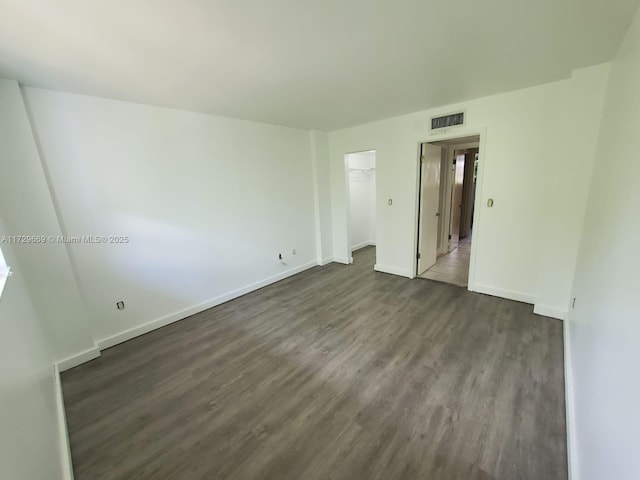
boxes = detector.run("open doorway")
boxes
[345,150,376,265]
[416,135,480,287]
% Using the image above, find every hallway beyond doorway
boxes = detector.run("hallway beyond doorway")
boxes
[415,134,480,285]
[419,234,471,287]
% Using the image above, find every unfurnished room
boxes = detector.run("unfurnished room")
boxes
[1,1,639,480]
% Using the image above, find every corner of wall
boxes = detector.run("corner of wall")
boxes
[373,264,412,278]
[0,79,97,365]
[310,130,333,263]
[55,345,101,373]
[533,304,568,321]
[563,317,579,480]
[54,365,75,480]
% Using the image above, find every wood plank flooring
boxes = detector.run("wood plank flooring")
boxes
[62,247,567,480]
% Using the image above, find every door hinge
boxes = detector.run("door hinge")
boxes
[417,252,421,260]
[448,235,452,239]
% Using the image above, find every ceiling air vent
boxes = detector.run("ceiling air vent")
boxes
[430,111,465,130]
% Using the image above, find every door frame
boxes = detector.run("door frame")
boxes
[412,128,487,293]
[437,145,453,256]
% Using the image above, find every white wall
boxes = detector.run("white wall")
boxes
[22,87,320,345]
[0,214,65,480]
[310,130,334,264]
[328,64,610,315]
[368,171,377,243]
[347,151,376,251]
[534,65,610,319]
[0,79,96,363]
[567,7,640,480]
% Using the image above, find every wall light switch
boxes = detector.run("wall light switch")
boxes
[388,198,393,206]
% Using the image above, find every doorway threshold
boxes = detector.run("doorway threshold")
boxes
[419,236,471,287]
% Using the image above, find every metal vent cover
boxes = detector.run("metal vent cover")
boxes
[430,111,465,130]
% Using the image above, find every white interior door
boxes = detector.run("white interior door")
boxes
[417,144,441,274]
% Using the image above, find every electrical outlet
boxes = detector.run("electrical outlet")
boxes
[293,249,296,255]
[116,301,125,310]
[278,253,283,260]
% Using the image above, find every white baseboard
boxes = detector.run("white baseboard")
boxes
[351,241,375,252]
[533,304,568,321]
[332,256,351,265]
[318,256,361,266]
[374,264,412,278]
[472,283,536,304]
[97,260,319,350]
[55,345,101,372]
[54,365,75,480]
[564,320,579,480]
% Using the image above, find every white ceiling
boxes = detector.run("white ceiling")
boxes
[1,0,638,130]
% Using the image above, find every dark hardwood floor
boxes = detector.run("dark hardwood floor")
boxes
[62,247,567,480]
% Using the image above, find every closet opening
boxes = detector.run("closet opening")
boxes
[345,150,377,266]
